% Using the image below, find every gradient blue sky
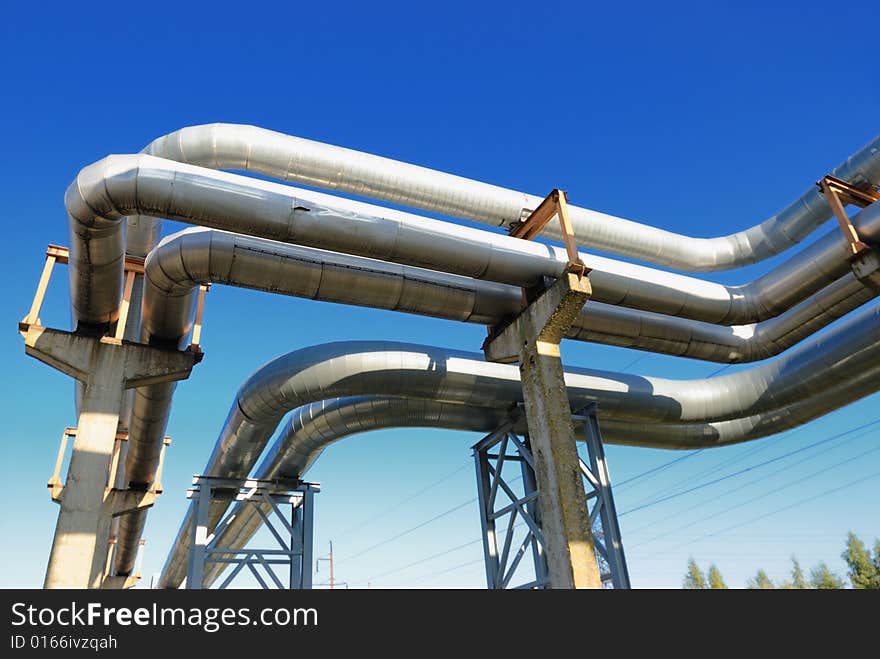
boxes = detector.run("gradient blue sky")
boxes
[1,1,877,589]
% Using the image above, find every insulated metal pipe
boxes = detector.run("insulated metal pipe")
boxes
[112,227,879,573]
[194,365,880,588]
[573,273,877,362]
[143,229,880,365]
[65,154,880,329]
[142,123,880,271]
[59,126,880,581]
[157,301,880,586]
[76,133,876,576]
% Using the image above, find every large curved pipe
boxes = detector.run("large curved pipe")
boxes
[144,228,879,366]
[112,227,878,573]
[156,302,880,585]
[65,153,880,329]
[70,150,880,550]
[129,228,880,489]
[184,356,880,588]
[573,273,877,362]
[58,126,880,581]
[192,366,880,588]
[143,123,880,272]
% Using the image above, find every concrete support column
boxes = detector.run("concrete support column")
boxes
[24,327,197,589]
[484,273,600,589]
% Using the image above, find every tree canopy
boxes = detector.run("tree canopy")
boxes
[681,532,879,589]
[842,532,880,589]
[683,557,707,589]
[707,565,727,589]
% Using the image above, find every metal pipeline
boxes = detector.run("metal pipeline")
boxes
[59,128,876,578]
[140,227,880,366]
[142,123,880,272]
[157,300,880,586]
[194,363,880,588]
[66,154,880,329]
[112,226,879,573]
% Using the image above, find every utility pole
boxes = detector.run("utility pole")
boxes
[316,541,341,589]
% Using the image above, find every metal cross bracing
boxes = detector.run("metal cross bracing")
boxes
[573,403,631,589]
[185,476,318,590]
[472,405,630,589]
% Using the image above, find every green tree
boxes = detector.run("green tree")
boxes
[683,557,707,589]
[789,557,809,589]
[842,532,880,589]
[747,569,775,589]
[707,565,727,589]
[809,562,844,589]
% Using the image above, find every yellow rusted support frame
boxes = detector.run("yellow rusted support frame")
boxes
[102,538,144,589]
[818,175,880,260]
[20,243,210,354]
[19,245,146,338]
[48,427,171,515]
[188,284,210,354]
[509,189,589,278]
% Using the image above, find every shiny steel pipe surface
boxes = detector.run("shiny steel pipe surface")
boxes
[144,228,878,366]
[143,123,880,272]
[115,228,528,574]
[66,154,880,329]
[194,366,880,588]
[115,226,878,573]
[157,302,880,586]
[84,130,876,575]
[131,228,873,490]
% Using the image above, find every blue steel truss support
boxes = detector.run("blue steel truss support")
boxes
[574,403,631,589]
[473,405,630,589]
[185,476,318,590]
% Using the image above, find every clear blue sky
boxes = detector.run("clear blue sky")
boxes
[1,1,877,589]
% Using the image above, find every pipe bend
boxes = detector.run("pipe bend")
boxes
[175,343,880,589]
[140,123,880,272]
[70,154,880,332]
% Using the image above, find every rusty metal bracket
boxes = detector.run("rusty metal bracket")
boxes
[186,284,210,356]
[19,245,146,337]
[818,176,880,260]
[102,538,144,589]
[19,243,208,361]
[509,189,589,277]
[48,427,171,507]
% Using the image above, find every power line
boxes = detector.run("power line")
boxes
[620,354,650,372]
[336,496,477,564]
[348,438,702,583]
[337,472,525,564]
[618,416,880,517]
[394,470,880,587]
[626,428,797,506]
[335,461,471,538]
[341,416,880,585]
[705,363,732,378]
[682,470,880,544]
[622,423,867,538]
[614,449,706,491]
[357,431,879,586]
[364,536,484,583]
[396,557,485,587]
[339,438,698,574]
[629,437,880,550]
[339,444,703,572]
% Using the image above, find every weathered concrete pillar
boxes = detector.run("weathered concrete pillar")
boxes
[484,273,600,589]
[24,327,197,589]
